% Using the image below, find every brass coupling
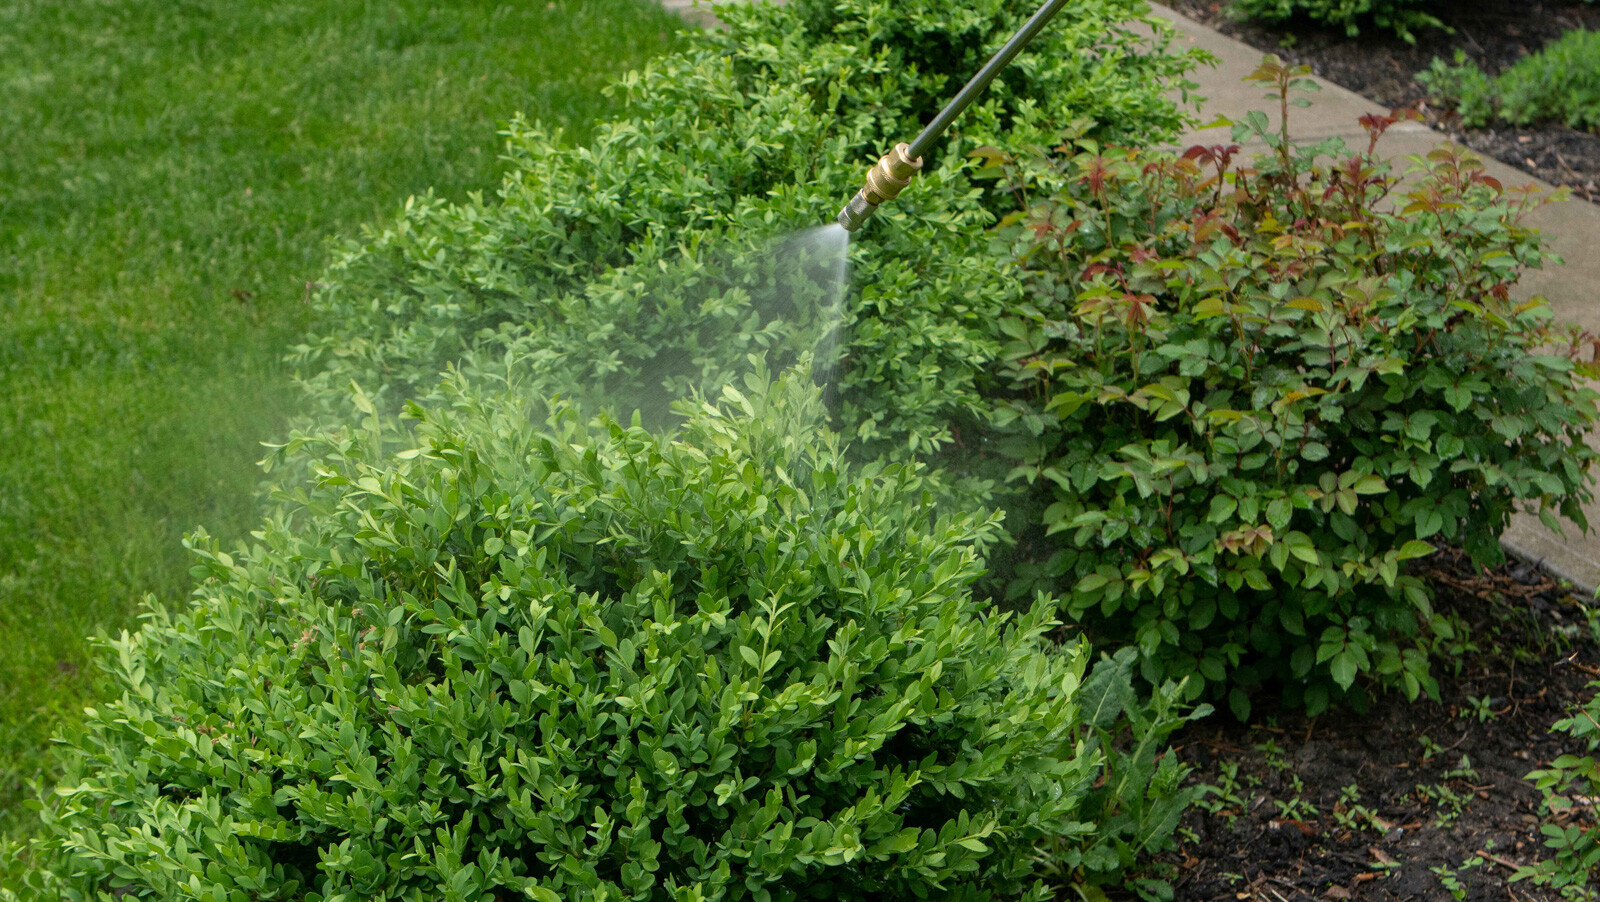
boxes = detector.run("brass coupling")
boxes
[863,143,922,205]
[837,143,924,232]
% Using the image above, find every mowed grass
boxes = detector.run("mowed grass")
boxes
[0,0,683,835]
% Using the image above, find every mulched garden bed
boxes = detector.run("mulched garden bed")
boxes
[1157,548,1599,901]
[1166,0,1600,202]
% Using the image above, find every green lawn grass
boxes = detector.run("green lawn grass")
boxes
[0,0,683,837]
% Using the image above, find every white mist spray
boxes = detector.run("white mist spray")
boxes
[586,222,852,432]
[773,223,851,394]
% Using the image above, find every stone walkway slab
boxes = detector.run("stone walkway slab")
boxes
[658,0,725,29]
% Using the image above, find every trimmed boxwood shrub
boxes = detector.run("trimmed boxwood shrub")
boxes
[292,0,1205,456]
[979,60,1600,715]
[12,374,1204,902]
[724,0,1203,160]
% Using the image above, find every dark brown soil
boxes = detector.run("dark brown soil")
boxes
[1166,0,1600,201]
[1161,548,1600,901]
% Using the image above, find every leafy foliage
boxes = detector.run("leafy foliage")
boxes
[1414,51,1495,128]
[732,0,1203,162]
[1420,35,1600,131]
[11,374,1204,902]
[979,58,1600,716]
[0,0,686,837]
[1516,678,1600,899]
[293,0,1204,460]
[1228,0,1444,42]
[5,3,1218,897]
[1034,647,1211,895]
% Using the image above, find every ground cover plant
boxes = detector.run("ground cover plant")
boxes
[980,60,1600,716]
[1164,551,1600,901]
[1420,31,1600,131]
[1517,675,1600,898]
[1166,0,1600,205]
[0,0,683,838]
[7,372,1206,902]
[1229,0,1445,41]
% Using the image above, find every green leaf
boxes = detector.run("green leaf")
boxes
[1290,644,1313,678]
[1352,475,1387,495]
[1076,573,1110,593]
[1279,605,1306,636]
[1416,509,1444,539]
[1228,688,1251,721]
[1266,498,1293,532]
[1284,531,1319,565]
[1079,651,1137,728]
[1396,540,1435,560]
[1208,495,1239,524]
[1330,652,1359,690]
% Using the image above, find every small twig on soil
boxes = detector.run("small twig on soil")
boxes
[1508,658,1522,719]
[1477,849,1524,872]
[1506,880,1538,902]
[1441,729,1473,754]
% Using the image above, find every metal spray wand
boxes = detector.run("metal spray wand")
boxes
[835,0,1074,232]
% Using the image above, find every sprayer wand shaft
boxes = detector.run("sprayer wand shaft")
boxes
[907,0,1072,160]
[836,0,1073,232]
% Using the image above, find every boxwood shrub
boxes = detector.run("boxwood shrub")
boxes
[12,374,1204,902]
[981,60,1600,716]
[292,0,1205,455]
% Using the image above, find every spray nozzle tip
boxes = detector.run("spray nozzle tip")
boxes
[836,191,877,232]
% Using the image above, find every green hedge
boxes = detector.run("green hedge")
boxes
[292,0,1204,460]
[13,374,1203,901]
[2,2,1218,898]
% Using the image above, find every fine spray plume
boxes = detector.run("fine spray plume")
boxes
[581,0,1075,434]
[835,0,1073,233]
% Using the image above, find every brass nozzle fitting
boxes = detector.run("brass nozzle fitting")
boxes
[837,143,923,232]
[864,142,923,204]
